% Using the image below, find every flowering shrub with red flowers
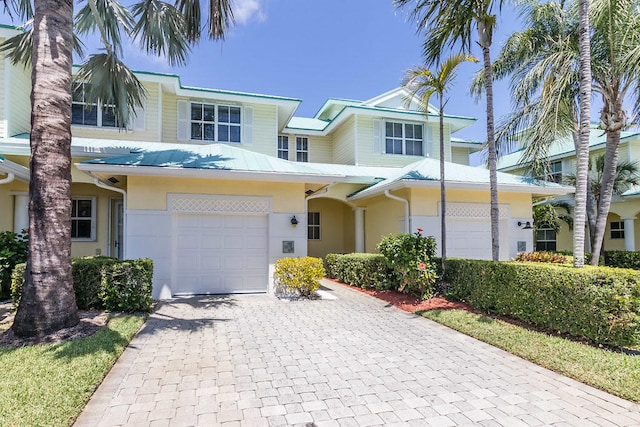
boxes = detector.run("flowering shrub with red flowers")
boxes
[377,228,438,299]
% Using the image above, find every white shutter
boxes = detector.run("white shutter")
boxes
[373,119,383,154]
[177,100,189,141]
[424,124,434,158]
[243,106,254,145]
[130,96,146,132]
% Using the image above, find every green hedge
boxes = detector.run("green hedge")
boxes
[0,230,28,300]
[12,257,153,312]
[325,253,395,291]
[604,251,640,270]
[443,259,640,347]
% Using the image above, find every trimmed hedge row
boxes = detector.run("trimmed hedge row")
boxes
[12,256,153,312]
[444,259,640,347]
[604,251,640,270]
[325,253,396,291]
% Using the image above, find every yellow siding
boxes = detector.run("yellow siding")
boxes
[162,91,178,143]
[332,116,355,164]
[363,192,407,253]
[409,188,532,218]
[72,82,159,142]
[0,55,5,137]
[307,198,353,257]
[602,213,625,251]
[308,135,333,163]
[250,103,277,156]
[127,176,304,213]
[451,147,470,165]
[8,64,31,137]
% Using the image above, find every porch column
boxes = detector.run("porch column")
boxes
[623,217,636,251]
[354,207,365,253]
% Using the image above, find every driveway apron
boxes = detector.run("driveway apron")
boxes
[75,280,640,426]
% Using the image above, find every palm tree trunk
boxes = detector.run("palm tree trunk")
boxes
[12,0,79,337]
[572,131,596,254]
[439,97,446,274]
[590,130,621,264]
[482,45,500,262]
[573,0,592,268]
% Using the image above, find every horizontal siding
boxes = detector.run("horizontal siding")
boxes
[250,103,277,156]
[451,147,469,165]
[332,116,355,165]
[0,56,5,138]
[309,135,333,163]
[163,92,178,143]
[8,64,31,137]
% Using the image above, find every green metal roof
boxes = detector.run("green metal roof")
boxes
[286,117,331,131]
[497,126,640,171]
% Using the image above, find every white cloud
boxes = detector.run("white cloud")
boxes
[233,0,266,24]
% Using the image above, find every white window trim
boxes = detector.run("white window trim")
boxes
[296,136,309,162]
[611,221,625,239]
[189,101,243,143]
[278,135,289,160]
[383,120,425,156]
[535,224,557,251]
[308,211,320,240]
[72,82,118,129]
[71,197,97,242]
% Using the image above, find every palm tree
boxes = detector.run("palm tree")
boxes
[484,0,639,266]
[401,54,478,273]
[395,0,503,261]
[4,0,234,337]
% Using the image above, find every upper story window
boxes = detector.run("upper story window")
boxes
[72,82,117,128]
[189,102,241,143]
[296,137,309,162]
[278,136,289,160]
[385,122,423,156]
[548,161,562,183]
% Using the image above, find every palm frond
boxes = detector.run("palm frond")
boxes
[75,0,134,56]
[0,24,85,67]
[175,0,234,42]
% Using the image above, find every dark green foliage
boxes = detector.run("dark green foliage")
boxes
[325,253,395,291]
[443,259,640,347]
[0,230,28,299]
[12,257,153,312]
[604,251,640,270]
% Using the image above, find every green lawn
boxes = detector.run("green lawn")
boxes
[0,315,145,427]
[420,309,640,403]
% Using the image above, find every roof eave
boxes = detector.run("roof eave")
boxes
[0,157,30,182]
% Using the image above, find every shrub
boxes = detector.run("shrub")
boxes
[443,259,640,347]
[604,251,640,269]
[12,257,153,312]
[514,251,569,264]
[325,253,394,290]
[274,257,325,297]
[100,259,153,312]
[377,229,438,299]
[0,230,28,300]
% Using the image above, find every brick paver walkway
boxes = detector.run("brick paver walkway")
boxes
[75,280,640,426]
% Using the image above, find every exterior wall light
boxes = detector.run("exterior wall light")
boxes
[290,216,299,226]
[518,221,533,230]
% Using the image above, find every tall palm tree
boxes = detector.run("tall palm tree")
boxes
[401,54,478,273]
[395,0,503,261]
[484,0,639,266]
[4,0,234,337]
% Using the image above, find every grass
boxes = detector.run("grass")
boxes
[420,309,640,403]
[0,314,145,427]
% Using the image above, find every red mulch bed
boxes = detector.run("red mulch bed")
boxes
[325,278,475,313]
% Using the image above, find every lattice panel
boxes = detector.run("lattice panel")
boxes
[445,203,510,219]
[170,197,269,214]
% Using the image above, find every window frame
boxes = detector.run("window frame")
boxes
[548,161,563,183]
[71,197,97,241]
[535,224,557,251]
[296,136,309,162]
[384,121,424,156]
[610,221,625,239]
[71,82,118,129]
[278,135,289,160]
[308,212,320,240]
[189,101,242,143]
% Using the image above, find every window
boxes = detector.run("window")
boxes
[548,161,562,183]
[189,102,241,142]
[308,212,320,240]
[72,82,117,128]
[71,198,95,240]
[385,122,423,156]
[278,136,289,160]
[296,137,309,162]
[611,221,625,239]
[535,225,556,251]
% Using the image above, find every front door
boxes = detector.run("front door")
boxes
[111,200,124,259]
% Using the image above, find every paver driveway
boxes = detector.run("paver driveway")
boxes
[75,280,640,427]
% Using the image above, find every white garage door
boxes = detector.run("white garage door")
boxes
[447,219,492,260]
[173,213,268,294]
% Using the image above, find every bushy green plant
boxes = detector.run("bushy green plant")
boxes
[12,257,153,312]
[274,256,326,297]
[604,251,640,269]
[100,259,153,312]
[0,230,28,299]
[325,253,395,290]
[443,259,640,347]
[514,251,569,264]
[377,229,438,299]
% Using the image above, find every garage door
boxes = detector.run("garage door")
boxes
[447,219,492,259]
[173,213,268,294]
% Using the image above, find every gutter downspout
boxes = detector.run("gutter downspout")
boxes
[385,189,410,233]
[90,175,127,259]
[0,173,15,184]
